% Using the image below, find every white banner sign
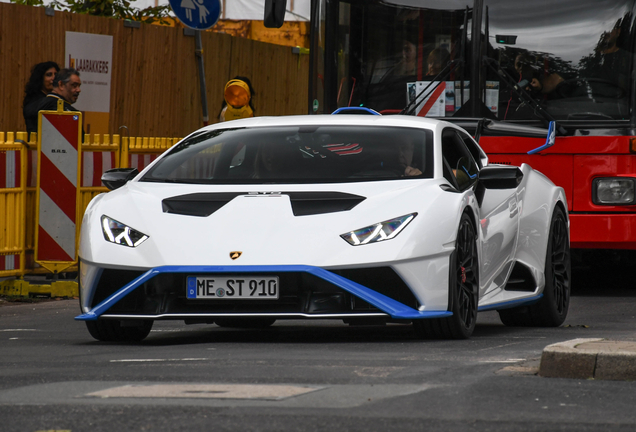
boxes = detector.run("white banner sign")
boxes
[65,31,113,113]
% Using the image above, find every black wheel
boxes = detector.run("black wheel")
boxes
[214,317,276,328]
[85,319,153,342]
[498,206,570,327]
[414,213,479,339]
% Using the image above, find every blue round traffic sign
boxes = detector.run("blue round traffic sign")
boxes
[169,0,221,30]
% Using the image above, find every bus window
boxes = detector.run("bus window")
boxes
[325,0,473,115]
[483,0,633,121]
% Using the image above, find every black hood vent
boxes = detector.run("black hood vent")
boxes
[286,192,365,216]
[162,192,366,217]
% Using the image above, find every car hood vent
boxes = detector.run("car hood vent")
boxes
[287,192,366,216]
[162,192,366,217]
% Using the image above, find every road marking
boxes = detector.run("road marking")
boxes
[110,358,209,363]
[0,329,38,332]
[86,384,321,400]
[477,342,525,351]
[35,430,71,432]
[354,367,403,377]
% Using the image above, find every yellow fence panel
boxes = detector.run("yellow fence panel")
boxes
[0,131,179,279]
[79,134,122,216]
[0,132,28,277]
[121,136,180,170]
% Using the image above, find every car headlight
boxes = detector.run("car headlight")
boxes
[593,178,636,205]
[340,213,417,246]
[101,215,149,247]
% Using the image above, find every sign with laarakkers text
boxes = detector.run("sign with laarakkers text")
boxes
[65,31,113,134]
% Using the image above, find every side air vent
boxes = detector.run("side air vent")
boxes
[504,262,537,292]
[162,192,366,217]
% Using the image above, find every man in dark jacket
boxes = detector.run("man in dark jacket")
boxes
[38,68,82,112]
[38,68,84,139]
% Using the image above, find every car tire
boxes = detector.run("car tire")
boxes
[498,206,570,327]
[414,212,479,339]
[214,318,277,328]
[85,319,153,342]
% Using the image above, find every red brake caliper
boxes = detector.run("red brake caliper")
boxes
[460,266,467,284]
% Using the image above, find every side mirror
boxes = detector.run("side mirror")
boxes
[264,0,287,28]
[101,168,139,191]
[478,165,523,189]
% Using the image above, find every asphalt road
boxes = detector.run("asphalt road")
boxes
[0,263,635,432]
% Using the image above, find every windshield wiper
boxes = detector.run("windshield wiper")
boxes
[482,57,567,135]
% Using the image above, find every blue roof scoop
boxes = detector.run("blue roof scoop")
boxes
[332,107,381,115]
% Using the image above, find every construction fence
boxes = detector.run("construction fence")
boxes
[1,2,310,138]
[0,130,178,282]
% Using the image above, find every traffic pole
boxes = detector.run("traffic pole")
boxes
[195,30,209,126]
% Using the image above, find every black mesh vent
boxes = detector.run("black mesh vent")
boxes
[332,267,419,309]
[91,268,146,308]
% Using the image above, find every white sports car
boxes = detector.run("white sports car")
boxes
[76,113,570,341]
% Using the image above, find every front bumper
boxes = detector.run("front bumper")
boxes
[76,264,452,321]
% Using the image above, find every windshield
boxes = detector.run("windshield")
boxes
[316,0,634,122]
[141,126,433,184]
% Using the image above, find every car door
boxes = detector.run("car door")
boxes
[442,128,520,296]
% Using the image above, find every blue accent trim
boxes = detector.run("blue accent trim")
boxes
[527,121,556,155]
[75,265,452,321]
[332,107,381,115]
[477,294,543,312]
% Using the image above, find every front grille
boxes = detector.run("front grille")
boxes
[93,267,417,317]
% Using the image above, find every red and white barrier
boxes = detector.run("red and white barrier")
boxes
[82,151,117,187]
[0,150,20,188]
[129,153,159,172]
[0,254,19,271]
[36,111,82,268]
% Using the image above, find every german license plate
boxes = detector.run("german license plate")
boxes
[186,276,279,300]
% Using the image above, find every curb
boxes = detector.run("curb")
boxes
[0,278,78,298]
[539,338,636,381]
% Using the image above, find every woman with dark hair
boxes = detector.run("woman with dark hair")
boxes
[23,61,60,136]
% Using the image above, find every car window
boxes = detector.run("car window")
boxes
[141,125,434,184]
[442,128,479,190]
[456,130,484,169]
